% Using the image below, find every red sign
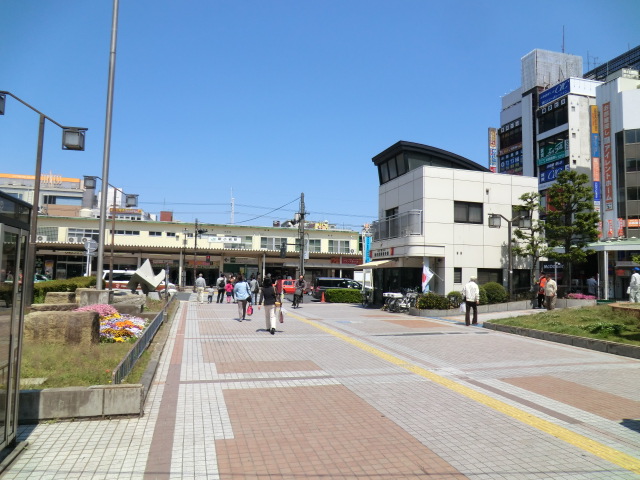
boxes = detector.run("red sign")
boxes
[603,103,613,211]
[331,257,361,265]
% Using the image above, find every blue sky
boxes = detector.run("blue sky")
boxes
[1,0,639,229]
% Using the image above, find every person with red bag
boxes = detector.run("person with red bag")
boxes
[258,277,278,335]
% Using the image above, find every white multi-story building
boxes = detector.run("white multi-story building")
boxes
[365,141,538,302]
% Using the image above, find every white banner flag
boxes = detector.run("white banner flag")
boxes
[422,265,434,293]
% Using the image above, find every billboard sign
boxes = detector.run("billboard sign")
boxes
[488,128,498,172]
[603,103,613,211]
[539,159,570,189]
[539,79,570,107]
[538,139,568,166]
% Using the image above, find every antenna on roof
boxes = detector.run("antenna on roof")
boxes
[562,25,565,53]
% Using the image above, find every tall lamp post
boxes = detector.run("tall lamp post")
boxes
[84,176,137,290]
[193,219,208,291]
[291,193,307,277]
[0,91,87,302]
[488,211,531,300]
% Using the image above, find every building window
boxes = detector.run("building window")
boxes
[308,239,321,253]
[166,232,176,237]
[328,240,350,254]
[260,237,287,250]
[115,230,140,236]
[42,195,82,206]
[149,231,162,236]
[454,201,483,224]
[538,102,568,134]
[478,268,503,285]
[454,268,462,284]
[68,228,100,241]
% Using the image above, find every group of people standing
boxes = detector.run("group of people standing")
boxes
[194,272,304,335]
[536,273,558,310]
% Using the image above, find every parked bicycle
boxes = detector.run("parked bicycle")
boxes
[382,289,419,313]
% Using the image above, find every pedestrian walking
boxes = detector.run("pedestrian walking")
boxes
[544,273,557,310]
[292,274,307,308]
[195,273,206,303]
[586,275,597,297]
[233,274,252,321]
[536,273,547,309]
[630,268,640,302]
[207,285,214,304]
[225,281,234,303]
[216,273,226,303]
[462,276,480,325]
[230,274,237,302]
[258,277,278,335]
[249,275,260,304]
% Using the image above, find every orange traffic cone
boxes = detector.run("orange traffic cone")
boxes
[321,291,326,303]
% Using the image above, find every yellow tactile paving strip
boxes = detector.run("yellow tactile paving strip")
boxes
[293,313,640,475]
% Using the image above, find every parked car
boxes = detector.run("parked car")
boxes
[312,277,362,300]
[281,280,296,294]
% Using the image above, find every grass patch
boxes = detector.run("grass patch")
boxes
[490,305,640,346]
[21,296,178,389]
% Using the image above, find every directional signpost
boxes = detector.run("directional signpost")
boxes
[85,239,98,276]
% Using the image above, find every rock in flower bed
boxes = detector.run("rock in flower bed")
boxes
[74,303,148,343]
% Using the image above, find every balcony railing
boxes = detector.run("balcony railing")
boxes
[371,210,422,241]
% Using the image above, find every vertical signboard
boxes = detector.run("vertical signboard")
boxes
[602,103,613,211]
[590,105,601,212]
[488,128,497,172]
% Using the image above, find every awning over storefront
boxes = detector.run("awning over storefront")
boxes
[354,260,396,269]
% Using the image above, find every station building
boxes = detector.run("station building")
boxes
[0,172,363,286]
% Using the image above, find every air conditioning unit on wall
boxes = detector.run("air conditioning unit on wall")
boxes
[68,237,79,243]
[36,235,48,242]
[81,237,91,243]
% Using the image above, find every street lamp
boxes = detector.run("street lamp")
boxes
[488,210,531,300]
[0,90,87,302]
[84,175,137,290]
[193,219,208,291]
[290,193,307,277]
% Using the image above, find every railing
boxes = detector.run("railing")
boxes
[111,294,177,385]
[371,210,422,241]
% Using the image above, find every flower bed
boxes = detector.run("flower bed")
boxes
[75,304,148,343]
[566,293,596,300]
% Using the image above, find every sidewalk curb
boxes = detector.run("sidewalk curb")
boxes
[483,322,640,359]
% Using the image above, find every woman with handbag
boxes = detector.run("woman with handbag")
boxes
[233,274,252,321]
[258,277,278,335]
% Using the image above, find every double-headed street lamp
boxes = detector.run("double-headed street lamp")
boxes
[84,176,137,290]
[0,91,87,302]
[488,211,532,300]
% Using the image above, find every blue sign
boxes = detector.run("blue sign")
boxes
[539,79,570,107]
[591,133,600,158]
[593,180,601,201]
[364,235,371,263]
[539,159,569,187]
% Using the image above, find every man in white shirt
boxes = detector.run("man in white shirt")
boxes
[195,273,207,303]
[462,276,480,326]
[630,268,640,303]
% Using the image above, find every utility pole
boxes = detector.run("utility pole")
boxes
[297,193,306,277]
[193,219,208,291]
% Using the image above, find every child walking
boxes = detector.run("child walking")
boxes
[225,281,234,303]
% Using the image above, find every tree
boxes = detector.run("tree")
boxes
[544,170,599,290]
[512,192,551,288]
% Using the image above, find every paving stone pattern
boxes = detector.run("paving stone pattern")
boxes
[4,298,640,479]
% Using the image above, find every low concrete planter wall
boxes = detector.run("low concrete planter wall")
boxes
[19,384,143,423]
[483,322,640,360]
[411,299,596,318]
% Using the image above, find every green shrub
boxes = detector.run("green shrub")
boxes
[483,282,508,304]
[478,285,488,305]
[447,291,463,308]
[580,322,626,335]
[416,292,450,310]
[324,289,361,303]
[33,276,97,303]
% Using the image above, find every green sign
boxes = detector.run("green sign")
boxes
[538,139,568,166]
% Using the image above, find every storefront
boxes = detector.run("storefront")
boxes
[0,192,31,460]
